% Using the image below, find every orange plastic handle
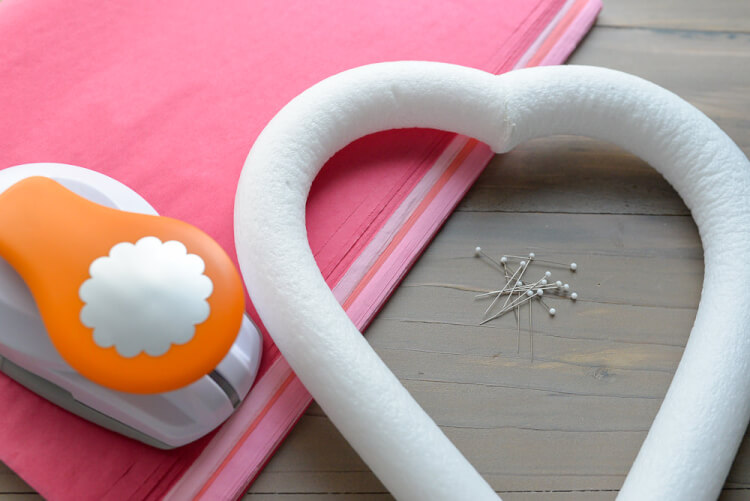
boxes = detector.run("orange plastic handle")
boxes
[0,177,245,393]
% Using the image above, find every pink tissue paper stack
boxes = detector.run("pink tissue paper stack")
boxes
[0,0,600,499]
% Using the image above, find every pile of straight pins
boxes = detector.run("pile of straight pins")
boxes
[473,247,579,360]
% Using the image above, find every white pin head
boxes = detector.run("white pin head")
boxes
[570,262,578,271]
[549,307,556,316]
[570,292,578,300]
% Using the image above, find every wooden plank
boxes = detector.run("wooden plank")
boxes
[459,27,750,215]
[722,490,750,501]
[0,463,34,495]
[599,0,750,32]
[458,136,691,216]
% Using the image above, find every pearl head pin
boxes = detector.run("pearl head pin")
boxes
[502,254,577,271]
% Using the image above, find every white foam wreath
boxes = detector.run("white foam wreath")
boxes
[234,62,750,500]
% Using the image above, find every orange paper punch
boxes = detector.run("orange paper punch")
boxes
[0,163,262,448]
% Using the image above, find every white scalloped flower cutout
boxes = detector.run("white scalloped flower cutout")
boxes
[79,236,214,358]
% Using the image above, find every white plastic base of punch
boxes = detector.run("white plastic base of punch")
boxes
[0,163,262,448]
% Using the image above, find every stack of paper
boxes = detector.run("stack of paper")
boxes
[0,0,600,498]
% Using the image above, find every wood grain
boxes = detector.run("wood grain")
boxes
[600,0,750,32]
[0,462,36,497]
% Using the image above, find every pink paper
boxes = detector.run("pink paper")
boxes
[169,0,601,493]
[0,0,599,498]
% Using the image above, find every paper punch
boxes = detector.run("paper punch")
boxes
[0,163,262,448]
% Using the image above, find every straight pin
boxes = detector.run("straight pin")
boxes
[500,288,542,316]
[480,282,571,301]
[499,260,530,312]
[529,298,533,363]
[481,290,534,324]
[502,254,577,272]
[539,297,556,316]
[516,306,521,354]
[484,262,526,316]
[474,246,507,273]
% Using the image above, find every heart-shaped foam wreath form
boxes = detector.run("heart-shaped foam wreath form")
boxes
[234,62,750,500]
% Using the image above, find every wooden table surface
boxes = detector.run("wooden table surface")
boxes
[2,0,749,499]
